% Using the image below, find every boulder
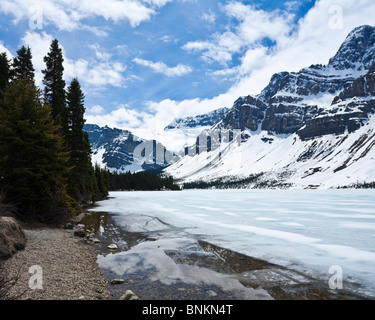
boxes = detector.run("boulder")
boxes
[0,217,26,260]
[73,229,86,237]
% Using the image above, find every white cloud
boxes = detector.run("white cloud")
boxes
[201,11,216,24]
[283,1,300,12]
[182,2,294,66]
[86,104,148,129]
[142,0,174,8]
[133,57,192,77]
[22,31,127,88]
[87,105,105,115]
[89,43,112,61]
[0,0,173,31]
[0,41,13,58]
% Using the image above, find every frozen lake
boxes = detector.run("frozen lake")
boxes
[88,189,375,299]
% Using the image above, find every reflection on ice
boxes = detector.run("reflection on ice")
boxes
[97,237,272,300]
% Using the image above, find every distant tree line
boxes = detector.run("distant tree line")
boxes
[339,181,375,189]
[109,171,180,191]
[0,41,109,224]
[182,172,292,189]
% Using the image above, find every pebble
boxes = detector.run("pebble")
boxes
[206,290,217,297]
[107,244,118,250]
[149,275,158,282]
[111,279,125,285]
[119,290,139,300]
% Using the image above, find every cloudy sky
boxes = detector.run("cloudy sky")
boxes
[1,0,375,149]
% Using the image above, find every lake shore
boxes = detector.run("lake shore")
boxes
[1,220,112,300]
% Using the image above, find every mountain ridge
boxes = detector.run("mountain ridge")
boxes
[163,25,375,188]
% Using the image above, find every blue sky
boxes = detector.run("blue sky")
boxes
[0,0,374,150]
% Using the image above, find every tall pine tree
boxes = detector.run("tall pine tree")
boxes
[0,53,11,91]
[13,46,35,82]
[66,78,94,202]
[0,78,73,223]
[0,52,11,104]
[42,39,67,133]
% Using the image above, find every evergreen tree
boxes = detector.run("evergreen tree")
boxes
[42,39,66,127]
[66,78,93,202]
[0,78,73,223]
[66,78,85,142]
[0,52,11,104]
[13,46,35,82]
[94,164,105,198]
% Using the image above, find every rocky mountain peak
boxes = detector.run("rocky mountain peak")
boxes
[328,25,375,71]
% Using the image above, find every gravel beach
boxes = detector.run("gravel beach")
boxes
[1,225,112,300]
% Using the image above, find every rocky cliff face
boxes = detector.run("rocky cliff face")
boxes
[217,96,267,132]
[298,63,375,140]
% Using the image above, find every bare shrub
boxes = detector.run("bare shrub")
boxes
[0,261,25,300]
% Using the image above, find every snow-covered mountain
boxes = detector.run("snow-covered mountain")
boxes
[161,107,231,154]
[164,25,375,189]
[165,107,231,130]
[84,124,176,173]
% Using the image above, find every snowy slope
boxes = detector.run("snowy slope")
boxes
[166,115,375,188]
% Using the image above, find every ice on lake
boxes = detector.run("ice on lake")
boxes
[89,189,375,298]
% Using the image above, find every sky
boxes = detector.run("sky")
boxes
[0,0,375,151]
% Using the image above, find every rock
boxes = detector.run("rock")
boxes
[107,244,118,250]
[73,229,86,238]
[111,279,125,285]
[149,275,158,282]
[63,222,74,230]
[0,216,26,260]
[206,290,217,297]
[119,290,139,300]
[92,238,100,243]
